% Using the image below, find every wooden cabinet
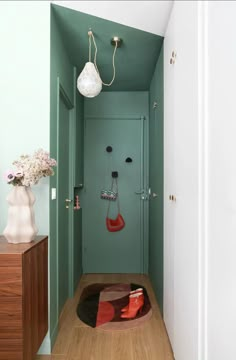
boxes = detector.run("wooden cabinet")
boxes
[0,236,48,360]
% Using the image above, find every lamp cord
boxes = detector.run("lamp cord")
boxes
[89,34,92,62]
[89,31,117,87]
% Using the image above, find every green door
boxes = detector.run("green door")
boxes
[83,116,145,273]
[149,49,164,311]
[57,89,71,315]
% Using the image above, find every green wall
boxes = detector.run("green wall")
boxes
[73,72,84,291]
[50,3,163,347]
[148,47,164,312]
[52,4,163,92]
[50,8,83,347]
[84,92,149,117]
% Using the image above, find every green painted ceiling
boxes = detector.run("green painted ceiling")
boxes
[52,4,164,92]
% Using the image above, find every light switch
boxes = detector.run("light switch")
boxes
[51,188,56,200]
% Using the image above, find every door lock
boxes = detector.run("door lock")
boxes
[149,188,158,199]
[135,189,145,195]
[65,198,73,209]
[135,189,148,200]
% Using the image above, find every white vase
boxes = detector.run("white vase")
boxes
[3,186,38,244]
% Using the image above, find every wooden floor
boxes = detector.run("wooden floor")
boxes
[35,274,174,360]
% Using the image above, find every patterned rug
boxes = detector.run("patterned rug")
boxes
[76,283,152,330]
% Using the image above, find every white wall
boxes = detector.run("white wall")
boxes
[52,0,173,36]
[0,1,51,235]
[207,2,236,359]
[164,2,236,359]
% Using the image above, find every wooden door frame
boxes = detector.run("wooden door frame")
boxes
[56,77,74,320]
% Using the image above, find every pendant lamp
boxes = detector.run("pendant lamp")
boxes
[77,31,122,98]
[77,62,102,98]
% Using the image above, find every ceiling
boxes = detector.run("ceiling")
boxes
[52,3,168,91]
[52,1,173,36]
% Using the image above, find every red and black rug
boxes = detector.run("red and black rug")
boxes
[76,283,152,330]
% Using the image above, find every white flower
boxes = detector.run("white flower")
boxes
[4,149,57,186]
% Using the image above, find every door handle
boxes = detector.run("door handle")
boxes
[135,189,144,195]
[169,194,176,202]
[135,189,148,200]
[65,198,73,209]
[149,188,158,199]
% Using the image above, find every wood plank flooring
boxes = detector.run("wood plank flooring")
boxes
[35,274,174,360]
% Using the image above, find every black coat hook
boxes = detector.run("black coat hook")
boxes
[112,171,118,178]
[106,146,113,153]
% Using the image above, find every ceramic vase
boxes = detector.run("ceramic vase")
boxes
[3,186,38,244]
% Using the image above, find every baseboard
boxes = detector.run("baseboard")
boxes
[37,332,51,354]
[37,323,58,355]
[50,322,59,349]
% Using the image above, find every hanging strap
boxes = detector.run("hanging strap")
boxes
[107,178,120,217]
[106,177,125,232]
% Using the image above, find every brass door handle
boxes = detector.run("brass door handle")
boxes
[170,51,177,64]
[169,195,176,202]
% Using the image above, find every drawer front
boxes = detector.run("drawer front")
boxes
[0,326,22,339]
[0,352,23,360]
[0,338,22,350]
[0,254,21,267]
[0,268,22,296]
[0,297,22,339]
[0,297,22,332]
[0,339,23,360]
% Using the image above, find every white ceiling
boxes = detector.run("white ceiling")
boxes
[52,1,173,36]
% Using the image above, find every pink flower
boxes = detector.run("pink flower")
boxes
[15,171,23,178]
[3,170,15,183]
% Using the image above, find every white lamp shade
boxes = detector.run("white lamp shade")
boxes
[77,62,102,98]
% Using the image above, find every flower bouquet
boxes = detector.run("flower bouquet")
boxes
[4,148,57,186]
[3,149,57,244]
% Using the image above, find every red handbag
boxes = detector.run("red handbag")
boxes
[106,213,125,232]
[106,178,125,232]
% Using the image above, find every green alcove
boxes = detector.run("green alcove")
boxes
[50,3,164,346]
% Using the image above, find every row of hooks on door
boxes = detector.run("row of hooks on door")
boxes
[106,146,133,163]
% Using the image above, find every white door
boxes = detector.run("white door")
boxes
[164,2,200,360]
[163,4,175,347]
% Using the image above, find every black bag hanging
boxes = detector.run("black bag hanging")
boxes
[106,178,125,232]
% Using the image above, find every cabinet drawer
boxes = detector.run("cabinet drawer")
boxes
[0,352,23,360]
[0,338,23,352]
[0,326,22,339]
[0,236,48,360]
[0,297,22,323]
[0,268,22,296]
[0,254,21,267]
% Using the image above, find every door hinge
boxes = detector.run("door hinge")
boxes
[153,101,158,109]
[170,50,177,65]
